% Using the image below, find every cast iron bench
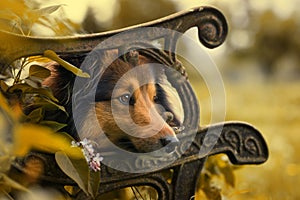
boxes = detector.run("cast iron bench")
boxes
[0,6,268,200]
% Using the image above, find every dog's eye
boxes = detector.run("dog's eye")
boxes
[119,94,131,105]
[153,95,159,102]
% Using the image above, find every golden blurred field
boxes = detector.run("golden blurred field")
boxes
[195,80,300,199]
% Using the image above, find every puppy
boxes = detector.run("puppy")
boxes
[43,49,184,153]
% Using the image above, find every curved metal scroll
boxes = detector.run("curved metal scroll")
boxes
[97,121,269,199]
[96,121,268,176]
[13,122,268,199]
[0,6,227,66]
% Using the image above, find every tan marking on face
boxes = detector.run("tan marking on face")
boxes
[81,55,178,152]
[130,84,156,126]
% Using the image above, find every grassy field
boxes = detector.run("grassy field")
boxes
[194,80,300,199]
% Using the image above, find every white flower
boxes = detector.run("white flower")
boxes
[89,153,103,172]
[80,138,89,146]
[71,138,103,172]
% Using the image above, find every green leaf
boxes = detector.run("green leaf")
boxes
[27,107,44,123]
[29,65,51,79]
[39,120,67,132]
[8,83,58,103]
[33,97,66,113]
[55,151,89,195]
[24,78,41,88]
[88,170,100,198]
[55,150,101,198]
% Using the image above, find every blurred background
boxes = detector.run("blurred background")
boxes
[1,0,299,199]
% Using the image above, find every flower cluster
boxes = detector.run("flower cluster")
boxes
[71,138,103,172]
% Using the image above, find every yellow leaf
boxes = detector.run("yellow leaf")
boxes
[29,64,51,79]
[27,55,52,63]
[43,50,90,78]
[0,80,9,92]
[0,93,18,121]
[13,124,83,159]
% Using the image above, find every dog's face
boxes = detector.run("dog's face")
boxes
[79,51,184,153]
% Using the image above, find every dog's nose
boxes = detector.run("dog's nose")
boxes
[160,136,179,153]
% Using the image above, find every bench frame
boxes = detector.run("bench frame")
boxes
[2,6,269,200]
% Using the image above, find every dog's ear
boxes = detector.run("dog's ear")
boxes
[42,61,75,104]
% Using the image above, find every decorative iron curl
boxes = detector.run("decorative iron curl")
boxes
[196,7,228,48]
[0,6,227,66]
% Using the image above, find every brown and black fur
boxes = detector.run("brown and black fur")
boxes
[43,50,184,153]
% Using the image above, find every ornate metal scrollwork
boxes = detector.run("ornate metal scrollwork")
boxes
[13,121,268,198]
[5,5,269,200]
[13,121,268,199]
[95,122,268,199]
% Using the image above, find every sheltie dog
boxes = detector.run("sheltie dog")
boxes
[43,49,184,154]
